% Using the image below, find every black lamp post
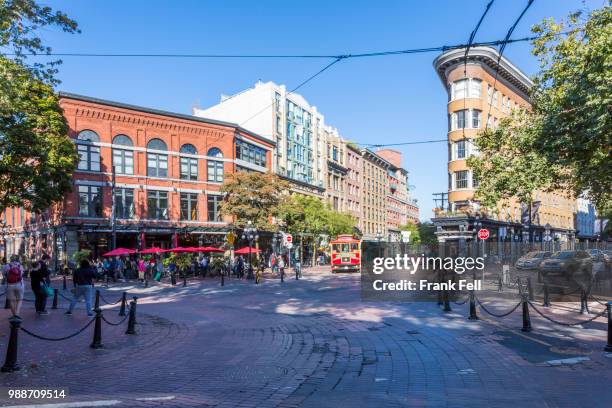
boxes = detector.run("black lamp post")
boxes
[241,221,258,280]
[375,230,383,258]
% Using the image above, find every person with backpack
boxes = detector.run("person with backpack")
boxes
[65,259,96,317]
[30,255,51,315]
[2,255,25,319]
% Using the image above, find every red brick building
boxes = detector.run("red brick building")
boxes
[0,93,274,267]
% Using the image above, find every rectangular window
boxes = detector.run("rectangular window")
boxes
[180,157,198,180]
[472,172,480,188]
[180,193,198,220]
[454,171,469,189]
[114,188,134,219]
[452,79,467,100]
[455,140,466,159]
[274,92,281,113]
[113,149,134,174]
[78,185,102,217]
[453,110,467,130]
[471,110,481,128]
[469,79,481,98]
[77,144,100,171]
[207,195,221,222]
[147,153,168,177]
[147,190,168,220]
[207,160,224,182]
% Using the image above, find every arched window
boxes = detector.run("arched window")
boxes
[76,130,100,171]
[113,134,133,146]
[180,144,198,181]
[207,147,223,158]
[112,134,134,174]
[147,138,168,177]
[207,147,224,182]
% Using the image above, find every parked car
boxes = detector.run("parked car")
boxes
[515,251,551,270]
[539,250,593,294]
[587,248,604,262]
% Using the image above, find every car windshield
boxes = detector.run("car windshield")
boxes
[523,252,541,259]
[551,251,573,259]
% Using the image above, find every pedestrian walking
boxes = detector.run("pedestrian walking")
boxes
[2,255,25,319]
[65,259,96,317]
[30,256,50,315]
[277,254,285,279]
[155,258,163,281]
[137,258,146,283]
[114,256,125,281]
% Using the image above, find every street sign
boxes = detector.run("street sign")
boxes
[478,228,489,240]
[286,243,293,249]
[285,233,293,243]
[400,231,411,243]
[226,231,235,245]
[543,235,553,242]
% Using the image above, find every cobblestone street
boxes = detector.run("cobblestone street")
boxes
[1,269,611,407]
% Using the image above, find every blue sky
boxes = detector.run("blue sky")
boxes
[35,0,604,220]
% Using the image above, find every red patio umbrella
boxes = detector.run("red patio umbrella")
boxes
[234,246,261,255]
[139,247,166,254]
[167,246,199,253]
[198,246,224,253]
[102,248,137,257]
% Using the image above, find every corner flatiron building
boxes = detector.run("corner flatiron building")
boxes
[432,46,576,243]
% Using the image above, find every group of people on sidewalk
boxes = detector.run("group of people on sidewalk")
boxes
[1,254,52,320]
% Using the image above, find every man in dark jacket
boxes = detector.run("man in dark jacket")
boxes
[65,259,95,317]
[30,256,50,315]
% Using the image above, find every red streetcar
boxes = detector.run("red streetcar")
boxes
[330,235,361,273]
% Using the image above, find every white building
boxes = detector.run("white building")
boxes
[193,81,327,196]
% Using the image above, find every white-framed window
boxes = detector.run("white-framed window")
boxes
[471,109,482,129]
[453,140,466,160]
[112,135,134,175]
[451,78,482,100]
[207,147,224,182]
[76,130,101,172]
[454,170,469,189]
[147,139,168,177]
[451,110,467,130]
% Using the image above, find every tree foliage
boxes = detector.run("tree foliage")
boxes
[0,1,79,214]
[279,194,356,237]
[219,172,291,231]
[417,222,438,246]
[469,5,611,214]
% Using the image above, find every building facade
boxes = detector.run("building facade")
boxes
[576,197,596,241]
[345,143,363,225]
[360,149,390,239]
[0,93,274,267]
[193,81,325,197]
[432,46,576,244]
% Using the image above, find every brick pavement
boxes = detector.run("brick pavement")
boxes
[0,268,610,407]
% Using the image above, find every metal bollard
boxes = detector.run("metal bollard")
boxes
[144,279,148,288]
[125,298,138,335]
[94,289,100,310]
[527,276,534,301]
[183,274,187,287]
[521,294,532,332]
[118,292,127,317]
[52,289,58,310]
[4,297,10,309]
[63,275,67,290]
[1,317,21,372]
[580,290,590,315]
[221,271,225,287]
[604,302,612,352]
[171,273,176,286]
[468,291,478,320]
[498,275,503,292]
[90,309,103,349]
[443,290,451,312]
[280,269,284,283]
[543,282,551,307]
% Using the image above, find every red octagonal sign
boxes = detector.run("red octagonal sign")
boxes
[478,228,490,240]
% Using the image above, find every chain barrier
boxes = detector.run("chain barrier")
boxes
[101,312,129,326]
[20,317,96,341]
[589,295,609,307]
[475,296,522,318]
[528,300,608,327]
[452,294,469,306]
[100,293,123,305]
[59,292,73,301]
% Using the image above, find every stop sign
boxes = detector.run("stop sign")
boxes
[478,228,489,240]
[285,233,293,243]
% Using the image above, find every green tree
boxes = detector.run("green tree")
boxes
[400,223,421,244]
[469,5,612,215]
[219,172,290,231]
[417,222,438,246]
[0,1,80,214]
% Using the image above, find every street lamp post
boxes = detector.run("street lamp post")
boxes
[111,165,117,250]
[474,216,482,258]
[241,221,258,280]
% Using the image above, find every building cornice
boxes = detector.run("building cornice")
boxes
[433,46,533,97]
